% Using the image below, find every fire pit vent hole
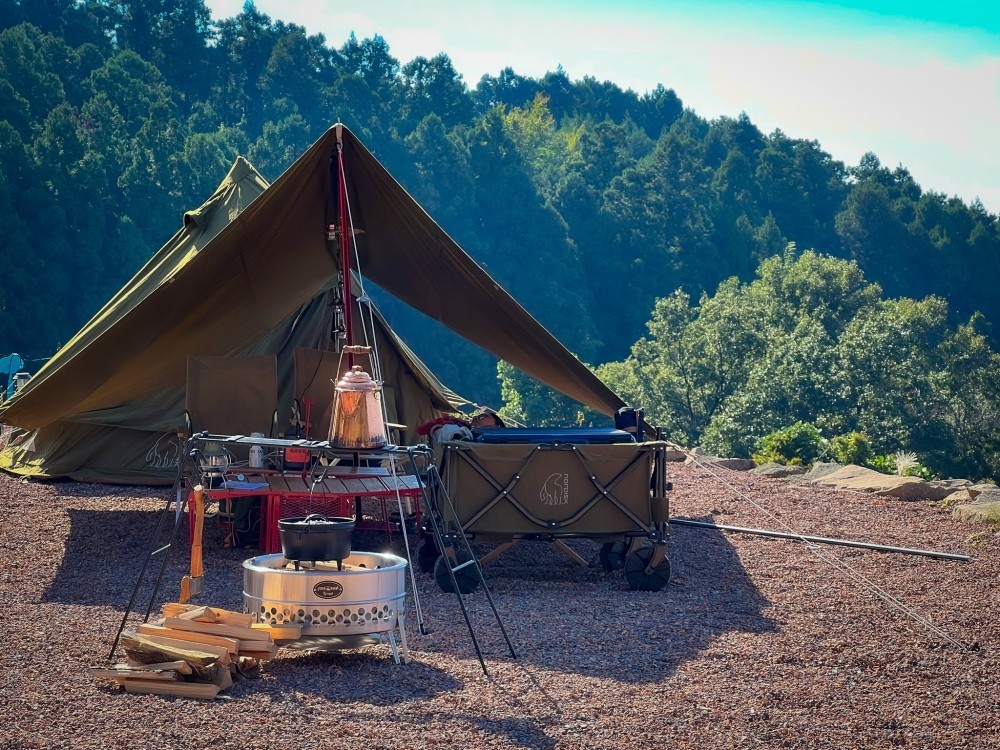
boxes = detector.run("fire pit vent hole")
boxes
[258,603,395,628]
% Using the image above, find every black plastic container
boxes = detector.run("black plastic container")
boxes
[278,515,355,567]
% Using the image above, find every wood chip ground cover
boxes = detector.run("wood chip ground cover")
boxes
[0,463,997,749]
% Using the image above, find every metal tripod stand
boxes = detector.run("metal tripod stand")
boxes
[405,447,517,677]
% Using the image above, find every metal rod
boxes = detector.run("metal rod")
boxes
[668,517,971,562]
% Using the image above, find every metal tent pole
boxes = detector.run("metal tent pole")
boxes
[668,517,971,562]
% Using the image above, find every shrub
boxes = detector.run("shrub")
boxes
[869,453,896,474]
[753,422,827,466]
[868,451,934,479]
[828,432,872,466]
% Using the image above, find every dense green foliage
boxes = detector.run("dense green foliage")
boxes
[599,248,1000,479]
[1,1,999,479]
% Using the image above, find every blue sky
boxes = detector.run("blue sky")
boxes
[204,0,1000,214]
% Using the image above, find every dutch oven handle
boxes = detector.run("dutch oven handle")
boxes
[302,513,328,523]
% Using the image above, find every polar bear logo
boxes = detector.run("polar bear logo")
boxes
[540,473,569,505]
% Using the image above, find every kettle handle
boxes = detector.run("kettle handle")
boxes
[342,345,372,356]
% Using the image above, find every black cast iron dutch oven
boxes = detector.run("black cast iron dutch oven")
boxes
[278,514,355,564]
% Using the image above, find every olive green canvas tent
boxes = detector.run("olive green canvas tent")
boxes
[0,124,626,484]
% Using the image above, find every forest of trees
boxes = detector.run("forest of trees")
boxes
[1,0,999,479]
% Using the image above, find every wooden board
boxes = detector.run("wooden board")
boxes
[127,633,231,664]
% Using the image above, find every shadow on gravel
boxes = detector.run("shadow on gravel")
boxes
[40,502,775,688]
[41,507,171,607]
[412,514,778,683]
[258,649,463,703]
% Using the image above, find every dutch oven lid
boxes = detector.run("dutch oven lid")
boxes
[278,514,355,531]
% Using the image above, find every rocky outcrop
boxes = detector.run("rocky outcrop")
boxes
[751,462,808,478]
[669,448,997,528]
[952,487,1000,525]
[794,463,973,501]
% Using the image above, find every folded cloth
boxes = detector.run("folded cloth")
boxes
[223,480,269,491]
[416,415,471,435]
[431,423,473,442]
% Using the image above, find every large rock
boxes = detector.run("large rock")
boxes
[797,463,932,500]
[797,461,844,482]
[921,478,973,502]
[952,500,1000,525]
[683,448,755,471]
[752,462,808,479]
[968,486,1000,503]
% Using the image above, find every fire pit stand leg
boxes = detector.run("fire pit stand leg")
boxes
[388,612,410,665]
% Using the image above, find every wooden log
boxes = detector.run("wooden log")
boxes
[213,610,255,628]
[176,605,218,623]
[122,680,220,700]
[163,616,272,643]
[251,622,302,640]
[162,602,255,628]
[137,634,232,665]
[90,668,181,682]
[161,602,197,618]
[136,624,240,655]
[126,659,193,675]
[120,633,221,668]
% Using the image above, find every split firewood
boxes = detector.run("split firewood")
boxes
[120,633,223,678]
[134,634,233,666]
[161,602,255,628]
[122,680,220,700]
[126,659,193,675]
[161,602,198,618]
[251,622,302,640]
[136,623,240,655]
[90,667,182,683]
[212,610,255,628]
[163,616,272,643]
[176,605,218,623]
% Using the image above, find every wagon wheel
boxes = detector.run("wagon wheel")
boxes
[417,536,440,574]
[623,546,671,592]
[434,547,482,594]
[599,541,628,571]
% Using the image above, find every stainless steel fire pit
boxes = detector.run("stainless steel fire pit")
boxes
[243,551,409,663]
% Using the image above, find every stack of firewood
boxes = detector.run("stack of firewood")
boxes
[90,603,301,700]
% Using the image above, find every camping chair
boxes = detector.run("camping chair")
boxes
[184,354,279,547]
[184,354,279,440]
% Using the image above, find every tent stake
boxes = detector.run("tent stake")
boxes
[668,517,971,562]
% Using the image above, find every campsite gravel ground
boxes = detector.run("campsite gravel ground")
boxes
[1,461,997,750]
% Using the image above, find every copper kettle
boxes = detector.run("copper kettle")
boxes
[329,349,387,449]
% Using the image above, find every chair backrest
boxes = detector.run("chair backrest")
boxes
[292,347,341,440]
[185,354,278,437]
